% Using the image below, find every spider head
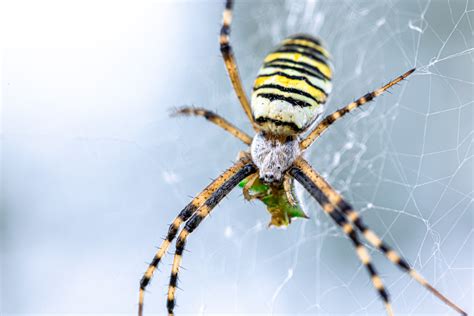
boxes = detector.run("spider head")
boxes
[251,132,300,184]
[260,163,284,184]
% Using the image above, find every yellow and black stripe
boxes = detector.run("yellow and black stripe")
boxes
[138,158,255,316]
[251,34,332,135]
[167,162,257,315]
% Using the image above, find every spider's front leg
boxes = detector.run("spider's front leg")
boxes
[291,157,467,316]
[138,157,256,316]
[166,161,257,315]
[290,161,394,315]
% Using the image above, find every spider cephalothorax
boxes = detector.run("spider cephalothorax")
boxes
[246,132,306,227]
[137,1,467,316]
[250,132,300,183]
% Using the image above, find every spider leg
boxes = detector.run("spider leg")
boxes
[300,68,415,150]
[242,172,259,201]
[166,163,257,315]
[138,157,255,316]
[171,106,252,145]
[291,157,467,316]
[220,0,258,130]
[283,174,297,206]
[290,161,394,316]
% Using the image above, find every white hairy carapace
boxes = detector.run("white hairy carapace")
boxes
[250,132,301,183]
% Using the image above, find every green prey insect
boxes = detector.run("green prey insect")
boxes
[239,175,308,227]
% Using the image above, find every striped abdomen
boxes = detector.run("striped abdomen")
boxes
[251,34,332,135]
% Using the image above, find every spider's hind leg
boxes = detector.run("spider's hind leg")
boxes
[300,68,416,150]
[219,0,258,130]
[171,106,252,145]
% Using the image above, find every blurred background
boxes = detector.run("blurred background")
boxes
[1,0,472,315]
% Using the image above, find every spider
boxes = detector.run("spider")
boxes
[138,1,467,315]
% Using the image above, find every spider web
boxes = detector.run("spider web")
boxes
[229,1,473,315]
[169,1,472,315]
[1,0,472,315]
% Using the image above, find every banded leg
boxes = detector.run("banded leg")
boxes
[220,0,258,130]
[290,165,394,315]
[300,68,416,150]
[291,157,467,316]
[167,162,257,315]
[138,157,254,316]
[171,107,252,145]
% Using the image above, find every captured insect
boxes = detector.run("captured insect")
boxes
[138,1,467,315]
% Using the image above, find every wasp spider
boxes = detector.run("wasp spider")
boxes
[138,1,467,315]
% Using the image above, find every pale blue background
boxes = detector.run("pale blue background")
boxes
[2,0,472,315]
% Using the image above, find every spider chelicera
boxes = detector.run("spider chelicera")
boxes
[137,1,467,315]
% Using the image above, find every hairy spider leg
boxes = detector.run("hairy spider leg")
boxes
[166,163,257,315]
[171,107,252,145]
[138,158,255,316]
[300,68,416,150]
[220,0,258,130]
[290,164,394,316]
[292,157,467,316]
